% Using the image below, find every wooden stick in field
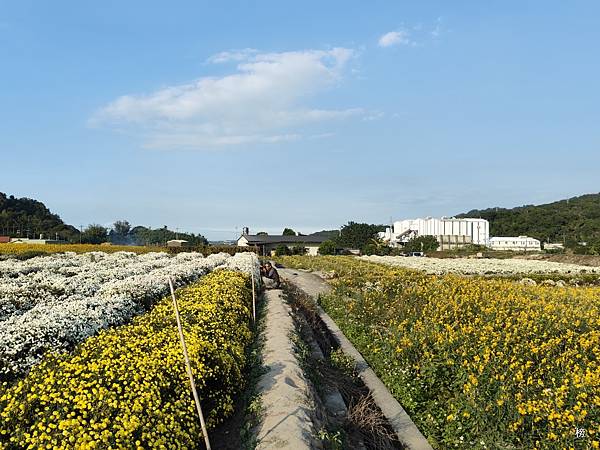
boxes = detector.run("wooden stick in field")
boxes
[168,277,212,450]
[251,270,256,324]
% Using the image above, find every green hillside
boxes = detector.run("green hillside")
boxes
[0,192,78,240]
[458,193,600,253]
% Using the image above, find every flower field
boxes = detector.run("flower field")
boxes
[278,256,600,449]
[0,251,258,380]
[0,244,159,256]
[0,269,254,448]
[361,254,600,275]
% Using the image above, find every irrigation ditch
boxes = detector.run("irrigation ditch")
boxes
[282,281,404,449]
[212,266,431,449]
[278,267,432,450]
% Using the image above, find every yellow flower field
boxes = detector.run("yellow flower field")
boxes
[0,243,160,255]
[278,256,600,449]
[0,270,253,449]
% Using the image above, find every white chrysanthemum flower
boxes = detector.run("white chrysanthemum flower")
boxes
[0,250,259,379]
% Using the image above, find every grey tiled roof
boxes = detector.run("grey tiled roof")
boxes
[240,234,328,244]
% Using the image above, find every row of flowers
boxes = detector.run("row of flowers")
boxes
[0,252,258,381]
[278,256,600,449]
[0,243,157,256]
[0,269,254,449]
[361,254,600,275]
[0,252,175,318]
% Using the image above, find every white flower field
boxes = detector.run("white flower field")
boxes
[361,254,600,275]
[0,251,258,379]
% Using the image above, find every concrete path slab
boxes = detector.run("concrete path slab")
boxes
[255,289,314,449]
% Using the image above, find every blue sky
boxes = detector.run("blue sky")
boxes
[1,1,599,240]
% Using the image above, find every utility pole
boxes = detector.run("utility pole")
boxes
[79,225,83,244]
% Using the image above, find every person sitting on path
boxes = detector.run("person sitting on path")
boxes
[261,262,281,289]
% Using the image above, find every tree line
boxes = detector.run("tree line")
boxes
[0,193,208,246]
[80,221,209,246]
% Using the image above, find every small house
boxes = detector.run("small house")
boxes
[167,239,192,248]
[237,233,328,256]
[9,238,65,245]
[488,236,541,252]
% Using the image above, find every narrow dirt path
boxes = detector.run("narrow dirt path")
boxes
[277,268,331,298]
[255,289,315,449]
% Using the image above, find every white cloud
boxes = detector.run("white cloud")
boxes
[91,48,362,149]
[363,111,385,121]
[379,20,445,48]
[378,30,411,47]
[207,48,258,63]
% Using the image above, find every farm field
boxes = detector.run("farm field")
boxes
[0,243,160,256]
[0,251,259,448]
[361,254,600,275]
[277,256,600,449]
[0,243,259,258]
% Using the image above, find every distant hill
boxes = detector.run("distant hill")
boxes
[0,192,78,240]
[308,230,340,240]
[457,193,600,249]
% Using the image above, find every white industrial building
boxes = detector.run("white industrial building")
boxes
[380,216,546,253]
[381,217,490,250]
[488,236,541,252]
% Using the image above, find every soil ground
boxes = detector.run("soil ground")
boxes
[210,403,246,449]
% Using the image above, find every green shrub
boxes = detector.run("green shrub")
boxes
[403,235,439,253]
[290,245,307,255]
[274,245,291,256]
[318,240,337,255]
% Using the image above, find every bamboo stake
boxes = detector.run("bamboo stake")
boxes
[168,277,212,450]
[251,269,256,324]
